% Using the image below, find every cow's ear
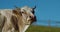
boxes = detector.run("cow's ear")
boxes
[13,10,18,15]
[13,10,22,16]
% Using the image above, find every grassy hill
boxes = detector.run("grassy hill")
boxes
[26,25,60,32]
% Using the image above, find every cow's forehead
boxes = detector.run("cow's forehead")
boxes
[21,6,32,12]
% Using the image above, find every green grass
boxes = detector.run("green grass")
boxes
[26,25,60,32]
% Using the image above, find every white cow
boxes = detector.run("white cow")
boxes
[0,6,36,32]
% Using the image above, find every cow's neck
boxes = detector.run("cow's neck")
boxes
[19,25,30,32]
[23,25,30,32]
[17,16,30,32]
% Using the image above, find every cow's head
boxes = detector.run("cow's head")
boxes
[13,6,36,25]
[21,6,36,25]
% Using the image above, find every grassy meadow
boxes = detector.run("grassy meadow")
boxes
[26,25,60,32]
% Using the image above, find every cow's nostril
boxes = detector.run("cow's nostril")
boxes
[29,16,32,18]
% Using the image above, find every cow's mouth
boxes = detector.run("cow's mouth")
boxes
[31,16,36,21]
[26,16,36,25]
[29,16,37,24]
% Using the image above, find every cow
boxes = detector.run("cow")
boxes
[0,6,36,32]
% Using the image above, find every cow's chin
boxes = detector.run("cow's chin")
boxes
[27,20,34,25]
[26,17,36,25]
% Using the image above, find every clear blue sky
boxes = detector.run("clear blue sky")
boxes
[0,0,60,21]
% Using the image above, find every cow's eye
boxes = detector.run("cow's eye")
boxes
[21,12,24,13]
